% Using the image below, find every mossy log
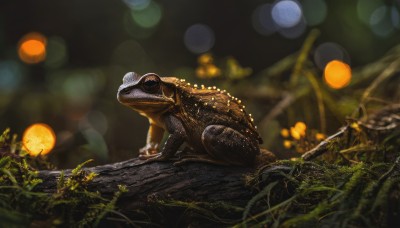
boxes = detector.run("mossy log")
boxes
[36,159,255,210]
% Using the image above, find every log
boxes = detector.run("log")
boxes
[37,158,256,210]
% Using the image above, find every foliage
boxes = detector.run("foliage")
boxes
[240,153,400,227]
[0,129,128,227]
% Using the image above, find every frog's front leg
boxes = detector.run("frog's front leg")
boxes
[177,125,259,166]
[141,115,186,162]
[138,123,164,159]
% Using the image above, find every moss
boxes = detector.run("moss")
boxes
[237,156,400,228]
[0,129,129,227]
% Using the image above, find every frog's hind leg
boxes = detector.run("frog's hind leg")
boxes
[201,125,259,166]
[173,154,230,166]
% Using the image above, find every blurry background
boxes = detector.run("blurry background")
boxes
[0,0,399,168]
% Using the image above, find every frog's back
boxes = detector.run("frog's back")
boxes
[161,77,262,144]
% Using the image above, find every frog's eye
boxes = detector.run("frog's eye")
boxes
[142,75,161,93]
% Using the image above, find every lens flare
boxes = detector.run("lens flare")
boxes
[22,123,56,156]
[324,60,352,89]
[18,32,47,64]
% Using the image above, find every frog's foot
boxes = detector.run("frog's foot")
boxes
[138,153,159,160]
[139,143,159,157]
[139,153,179,164]
[173,154,230,166]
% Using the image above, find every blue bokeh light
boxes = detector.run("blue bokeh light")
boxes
[184,24,215,54]
[0,61,24,94]
[392,7,400,29]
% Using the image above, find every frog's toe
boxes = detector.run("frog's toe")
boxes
[138,153,160,160]
[140,154,173,164]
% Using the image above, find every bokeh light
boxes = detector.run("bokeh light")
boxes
[82,128,108,160]
[61,71,105,105]
[252,4,278,36]
[18,32,47,64]
[278,18,306,39]
[22,123,56,156]
[392,7,400,29]
[184,24,215,54]
[111,39,154,69]
[324,60,352,89]
[271,0,302,28]
[357,0,381,25]
[314,42,350,70]
[123,0,150,10]
[79,110,109,135]
[369,6,394,37]
[44,36,68,69]
[252,1,306,39]
[302,0,327,26]
[0,60,24,94]
[130,1,162,29]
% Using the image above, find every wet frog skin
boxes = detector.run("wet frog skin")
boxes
[117,72,263,166]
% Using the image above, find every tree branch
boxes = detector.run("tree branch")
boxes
[37,159,256,208]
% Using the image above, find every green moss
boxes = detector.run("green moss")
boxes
[0,129,129,227]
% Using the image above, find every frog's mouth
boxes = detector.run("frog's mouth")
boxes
[118,92,173,111]
[119,94,172,104]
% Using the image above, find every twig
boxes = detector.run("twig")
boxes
[353,60,400,118]
[259,86,310,130]
[301,126,349,161]
[290,29,320,88]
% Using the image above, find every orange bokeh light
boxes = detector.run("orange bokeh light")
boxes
[22,123,56,156]
[324,60,352,89]
[18,32,47,64]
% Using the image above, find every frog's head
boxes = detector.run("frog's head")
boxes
[117,72,175,113]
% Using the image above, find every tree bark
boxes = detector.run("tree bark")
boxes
[37,159,256,210]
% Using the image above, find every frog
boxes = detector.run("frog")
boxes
[117,72,270,166]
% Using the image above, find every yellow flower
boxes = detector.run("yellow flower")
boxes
[280,128,290,138]
[350,122,361,132]
[290,127,301,140]
[315,133,326,141]
[294,121,307,136]
[196,66,207,78]
[206,64,221,78]
[198,53,213,65]
[283,140,292,149]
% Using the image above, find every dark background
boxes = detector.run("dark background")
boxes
[1,0,399,167]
